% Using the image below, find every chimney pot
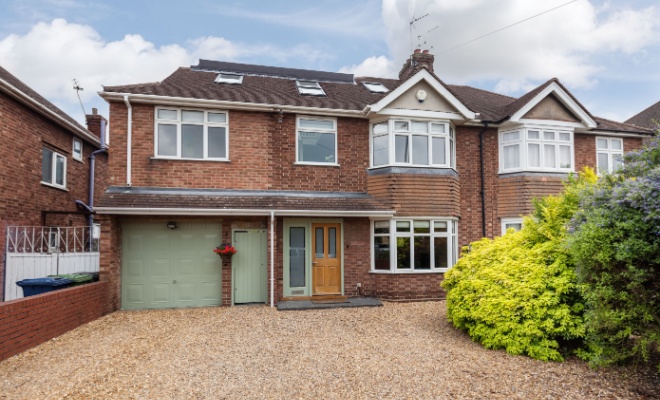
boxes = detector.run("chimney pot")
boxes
[422,49,429,54]
[92,107,98,115]
[414,48,422,54]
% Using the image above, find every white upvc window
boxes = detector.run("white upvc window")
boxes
[42,147,66,189]
[363,82,389,93]
[596,137,624,174]
[499,127,573,173]
[215,73,243,84]
[371,219,458,273]
[296,116,337,165]
[154,107,229,161]
[370,119,455,168]
[72,138,83,162]
[501,217,523,236]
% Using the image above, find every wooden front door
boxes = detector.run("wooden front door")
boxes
[311,223,341,295]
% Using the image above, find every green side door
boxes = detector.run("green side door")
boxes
[122,223,222,310]
[233,229,268,304]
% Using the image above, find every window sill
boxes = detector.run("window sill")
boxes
[369,269,447,274]
[294,162,340,167]
[41,182,68,192]
[151,157,231,162]
[498,170,572,178]
[73,157,84,163]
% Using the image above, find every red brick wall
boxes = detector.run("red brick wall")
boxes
[0,92,108,301]
[0,282,112,362]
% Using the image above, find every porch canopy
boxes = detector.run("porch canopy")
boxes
[95,186,394,217]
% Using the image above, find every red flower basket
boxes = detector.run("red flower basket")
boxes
[214,243,237,266]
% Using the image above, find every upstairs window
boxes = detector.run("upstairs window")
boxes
[363,82,389,93]
[296,117,337,165]
[501,217,523,235]
[72,138,83,161]
[215,73,243,84]
[499,127,573,173]
[155,108,229,160]
[296,80,325,96]
[596,137,623,174]
[371,119,455,168]
[42,147,66,189]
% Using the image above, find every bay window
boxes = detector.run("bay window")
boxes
[155,107,229,160]
[371,119,455,168]
[500,127,573,173]
[372,219,457,272]
[596,137,623,174]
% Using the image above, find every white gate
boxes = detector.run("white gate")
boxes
[4,226,100,301]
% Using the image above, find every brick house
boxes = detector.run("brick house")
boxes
[626,100,660,133]
[95,50,651,310]
[0,65,108,301]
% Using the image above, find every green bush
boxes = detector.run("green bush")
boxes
[569,140,660,369]
[442,170,597,361]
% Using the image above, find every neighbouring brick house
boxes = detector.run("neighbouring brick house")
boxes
[96,50,652,310]
[0,65,108,301]
[626,100,660,135]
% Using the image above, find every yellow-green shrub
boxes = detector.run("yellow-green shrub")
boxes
[442,169,597,361]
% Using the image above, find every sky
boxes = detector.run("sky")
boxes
[0,0,658,126]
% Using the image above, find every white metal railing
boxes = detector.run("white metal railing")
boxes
[6,225,100,254]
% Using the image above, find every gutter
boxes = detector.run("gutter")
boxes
[101,92,366,118]
[94,207,395,217]
[123,95,133,187]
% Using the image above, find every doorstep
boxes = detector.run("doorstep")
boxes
[277,297,383,311]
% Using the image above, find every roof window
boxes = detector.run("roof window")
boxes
[363,82,389,93]
[296,80,325,96]
[215,73,243,84]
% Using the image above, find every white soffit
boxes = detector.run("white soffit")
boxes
[510,81,597,128]
[368,69,475,120]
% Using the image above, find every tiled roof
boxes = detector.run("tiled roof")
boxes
[625,100,660,131]
[593,116,654,134]
[0,65,88,133]
[102,60,648,134]
[97,186,392,214]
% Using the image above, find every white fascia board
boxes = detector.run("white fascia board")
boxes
[99,92,366,118]
[1,78,101,146]
[575,129,651,138]
[368,69,476,120]
[377,108,466,120]
[519,119,585,129]
[95,207,395,217]
[510,82,597,128]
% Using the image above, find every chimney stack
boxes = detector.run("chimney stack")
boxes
[86,109,108,144]
[399,49,435,81]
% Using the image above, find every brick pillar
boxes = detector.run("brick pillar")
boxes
[98,215,121,311]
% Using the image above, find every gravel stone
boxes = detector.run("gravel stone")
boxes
[1,301,658,399]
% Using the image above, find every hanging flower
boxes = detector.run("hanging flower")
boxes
[213,243,237,256]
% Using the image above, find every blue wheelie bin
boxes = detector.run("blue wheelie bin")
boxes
[16,277,73,297]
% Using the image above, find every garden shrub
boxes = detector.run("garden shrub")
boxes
[569,140,660,369]
[442,169,597,361]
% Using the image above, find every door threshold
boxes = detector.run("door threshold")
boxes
[280,294,347,302]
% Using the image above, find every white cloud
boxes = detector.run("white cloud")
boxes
[338,56,395,77]
[344,0,660,95]
[0,18,329,123]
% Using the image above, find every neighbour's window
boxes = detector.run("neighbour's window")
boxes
[372,219,457,272]
[42,147,66,189]
[72,138,83,161]
[501,217,523,236]
[154,108,229,160]
[596,137,624,174]
[499,127,573,173]
[371,119,455,168]
[296,117,337,164]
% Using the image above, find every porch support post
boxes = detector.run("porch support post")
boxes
[270,211,275,307]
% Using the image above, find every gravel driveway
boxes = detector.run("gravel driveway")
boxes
[0,301,658,399]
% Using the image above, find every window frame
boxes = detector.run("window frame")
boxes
[363,82,389,93]
[295,116,338,166]
[595,137,624,175]
[370,218,458,273]
[499,126,574,173]
[41,147,67,190]
[501,217,523,236]
[153,107,230,161]
[214,73,243,84]
[72,138,83,162]
[296,80,325,96]
[369,118,455,169]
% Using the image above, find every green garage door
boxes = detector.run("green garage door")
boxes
[122,222,222,310]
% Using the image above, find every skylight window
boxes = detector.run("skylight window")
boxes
[296,80,325,96]
[363,82,389,93]
[215,73,243,84]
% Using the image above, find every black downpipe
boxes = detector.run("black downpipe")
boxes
[479,122,489,238]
